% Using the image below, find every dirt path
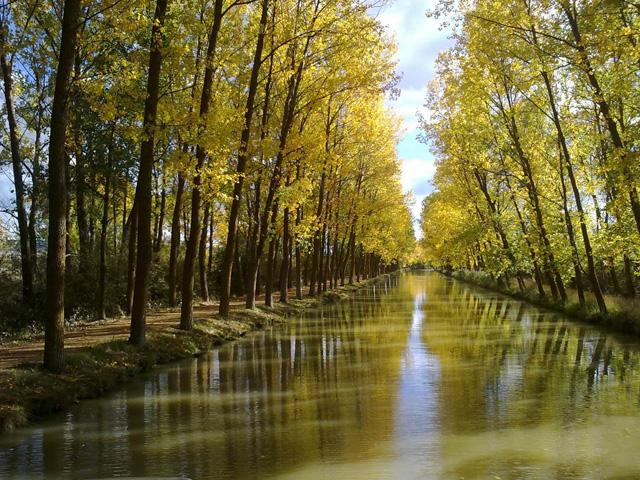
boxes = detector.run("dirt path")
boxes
[0,300,248,369]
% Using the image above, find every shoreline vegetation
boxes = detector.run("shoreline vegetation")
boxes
[441,269,640,336]
[0,274,394,433]
[0,0,415,378]
[417,0,640,342]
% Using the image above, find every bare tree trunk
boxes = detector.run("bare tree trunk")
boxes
[180,0,223,330]
[29,71,46,271]
[198,203,210,302]
[265,235,278,307]
[130,0,169,346]
[125,198,137,315]
[279,205,290,302]
[0,29,33,299]
[154,179,166,252]
[97,128,114,320]
[44,0,81,373]
[219,0,270,316]
[168,173,184,307]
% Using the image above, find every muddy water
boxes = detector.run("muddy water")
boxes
[2,272,640,479]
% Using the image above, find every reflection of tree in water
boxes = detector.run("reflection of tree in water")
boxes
[4,273,640,480]
[392,289,443,477]
[0,273,416,479]
[201,274,417,477]
[419,275,640,478]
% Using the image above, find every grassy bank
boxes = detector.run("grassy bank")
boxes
[0,274,393,432]
[445,269,640,335]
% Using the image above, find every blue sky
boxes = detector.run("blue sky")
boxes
[377,0,452,228]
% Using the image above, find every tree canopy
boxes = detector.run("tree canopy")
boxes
[0,0,414,370]
[420,0,640,313]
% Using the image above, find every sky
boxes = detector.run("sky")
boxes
[375,0,452,231]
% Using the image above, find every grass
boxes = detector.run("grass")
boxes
[447,269,640,335]
[0,274,392,432]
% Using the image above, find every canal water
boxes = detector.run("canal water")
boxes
[2,271,640,479]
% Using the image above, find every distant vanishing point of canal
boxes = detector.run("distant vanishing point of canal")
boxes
[2,271,640,479]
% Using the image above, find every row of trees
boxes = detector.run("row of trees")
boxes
[0,0,414,372]
[420,0,640,313]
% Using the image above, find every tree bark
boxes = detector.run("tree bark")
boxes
[279,205,290,302]
[130,0,169,345]
[558,152,586,308]
[125,198,137,315]
[180,0,223,330]
[561,3,640,236]
[265,235,278,307]
[499,95,566,301]
[0,29,33,299]
[97,128,114,320]
[219,0,270,316]
[198,203,210,302]
[44,0,82,373]
[154,180,166,252]
[168,173,185,306]
[28,71,46,271]
[536,58,606,311]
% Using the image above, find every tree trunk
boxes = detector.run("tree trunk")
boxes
[130,0,169,346]
[126,198,138,315]
[501,101,566,301]
[624,255,635,298]
[536,59,606,312]
[279,205,290,303]
[561,4,640,236]
[44,0,82,373]
[154,181,166,252]
[295,206,303,300]
[608,259,621,295]
[559,156,586,308]
[180,0,223,331]
[198,203,210,302]
[168,173,185,307]
[219,0,270,316]
[0,31,33,299]
[208,213,214,274]
[265,235,278,307]
[97,129,113,320]
[29,72,46,272]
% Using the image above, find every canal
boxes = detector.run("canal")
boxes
[2,271,640,479]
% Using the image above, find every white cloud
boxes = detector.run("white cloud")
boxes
[373,0,452,230]
[400,157,436,194]
[393,88,427,133]
[400,156,436,238]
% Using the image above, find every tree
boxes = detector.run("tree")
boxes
[130,0,169,346]
[44,0,82,373]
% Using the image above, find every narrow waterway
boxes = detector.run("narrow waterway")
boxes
[2,272,640,479]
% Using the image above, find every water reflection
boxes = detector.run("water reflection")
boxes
[2,273,640,479]
[393,292,441,477]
